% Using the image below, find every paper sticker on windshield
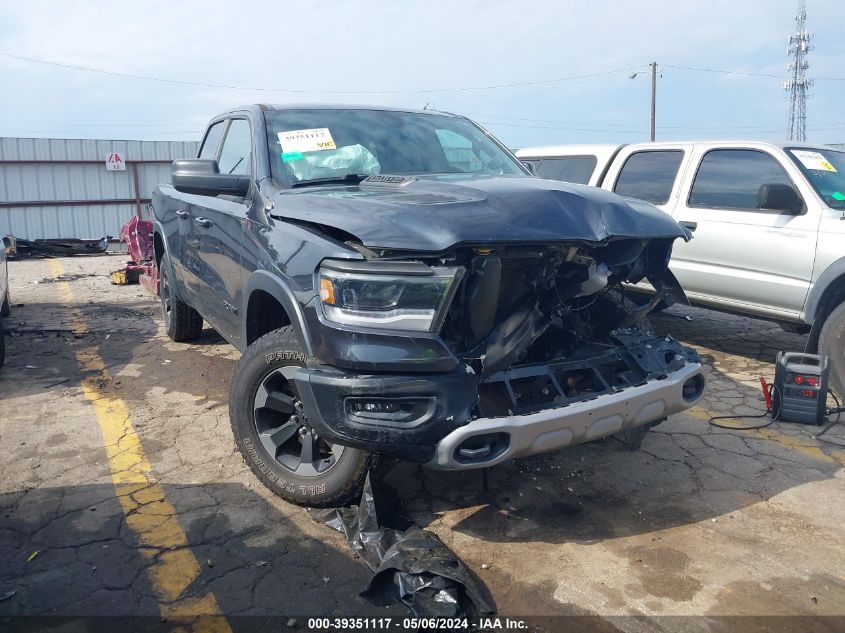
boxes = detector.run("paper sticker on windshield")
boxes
[793,150,838,172]
[277,128,336,154]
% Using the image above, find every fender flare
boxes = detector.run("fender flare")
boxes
[151,221,186,296]
[242,270,314,356]
[803,255,845,324]
[151,221,169,263]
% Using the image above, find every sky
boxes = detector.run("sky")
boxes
[0,0,843,148]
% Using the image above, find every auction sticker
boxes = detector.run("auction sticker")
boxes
[278,128,336,154]
[793,150,837,172]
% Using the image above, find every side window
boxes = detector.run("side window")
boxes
[689,149,792,210]
[614,150,684,205]
[218,119,253,176]
[198,121,225,159]
[536,156,597,185]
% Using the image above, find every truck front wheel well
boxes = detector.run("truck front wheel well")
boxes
[807,274,845,352]
[153,232,165,268]
[246,290,292,346]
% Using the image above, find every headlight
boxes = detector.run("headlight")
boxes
[318,264,463,332]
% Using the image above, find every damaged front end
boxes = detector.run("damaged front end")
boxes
[296,237,703,469]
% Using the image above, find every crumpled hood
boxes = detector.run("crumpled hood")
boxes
[269,174,690,252]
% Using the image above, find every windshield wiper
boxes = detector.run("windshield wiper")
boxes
[291,174,369,188]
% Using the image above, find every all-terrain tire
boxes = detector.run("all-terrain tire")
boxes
[0,289,10,317]
[229,326,376,507]
[819,300,845,399]
[159,253,203,342]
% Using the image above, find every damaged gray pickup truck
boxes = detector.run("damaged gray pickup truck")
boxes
[151,105,704,506]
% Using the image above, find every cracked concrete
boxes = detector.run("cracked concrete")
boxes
[1,256,845,629]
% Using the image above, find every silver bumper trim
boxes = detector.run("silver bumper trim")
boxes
[426,363,704,470]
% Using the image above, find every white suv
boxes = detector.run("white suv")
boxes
[517,141,845,395]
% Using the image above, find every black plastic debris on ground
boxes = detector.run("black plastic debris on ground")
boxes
[313,474,495,618]
[4,235,110,259]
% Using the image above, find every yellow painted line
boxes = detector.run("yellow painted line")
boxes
[685,404,845,466]
[49,260,231,631]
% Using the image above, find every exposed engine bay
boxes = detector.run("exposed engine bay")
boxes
[373,237,698,419]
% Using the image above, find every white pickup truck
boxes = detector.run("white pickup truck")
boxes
[516,141,845,395]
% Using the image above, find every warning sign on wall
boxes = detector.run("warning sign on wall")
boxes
[105,152,125,171]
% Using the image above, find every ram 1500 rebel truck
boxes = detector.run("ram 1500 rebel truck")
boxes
[152,105,704,506]
[518,141,845,397]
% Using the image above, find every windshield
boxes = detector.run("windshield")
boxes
[787,148,845,208]
[265,109,525,185]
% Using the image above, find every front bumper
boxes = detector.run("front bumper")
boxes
[293,333,704,467]
[426,361,704,470]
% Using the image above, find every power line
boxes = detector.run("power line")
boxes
[0,51,646,94]
[664,63,845,81]
[467,112,845,131]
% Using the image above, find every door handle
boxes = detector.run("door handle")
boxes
[679,221,698,232]
[175,210,189,219]
[194,217,213,229]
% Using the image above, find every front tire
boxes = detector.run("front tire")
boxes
[819,300,845,399]
[159,254,203,342]
[229,326,374,507]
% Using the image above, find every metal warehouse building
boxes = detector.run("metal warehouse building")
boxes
[0,137,199,241]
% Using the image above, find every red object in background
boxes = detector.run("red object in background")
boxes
[760,376,773,411]
[113,216,159,295]
[121,215,153,263]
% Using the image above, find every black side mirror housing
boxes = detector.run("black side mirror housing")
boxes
[521,160,536,175]
[2,235,10,249]
[757,183,803,214]
[171,159,250,197]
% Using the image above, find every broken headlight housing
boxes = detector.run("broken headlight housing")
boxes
[318,265,463,332]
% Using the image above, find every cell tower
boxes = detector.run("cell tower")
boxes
[783,0,812,142]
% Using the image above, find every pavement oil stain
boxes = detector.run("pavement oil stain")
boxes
[707,573,845,616]
[624,545,702,602]
[49,260,231,632]
[44,433,68,447]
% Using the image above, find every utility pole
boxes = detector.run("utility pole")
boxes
[650,62,657,142]
[784,0,812,141]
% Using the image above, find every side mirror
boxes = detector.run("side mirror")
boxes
[2,235,10,249]
[171,159,250,197]
[757,183,803,214]
[521,160,536,175]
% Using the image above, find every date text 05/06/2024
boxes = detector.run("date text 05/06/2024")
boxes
[306,617,529,630]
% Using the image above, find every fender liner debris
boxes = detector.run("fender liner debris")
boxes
[313,474,495,618]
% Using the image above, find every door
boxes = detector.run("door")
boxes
[669,147,820,319]
[178,120,227,305]
[194,117,253,346]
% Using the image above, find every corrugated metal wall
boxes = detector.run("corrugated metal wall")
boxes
[0,137,199,240]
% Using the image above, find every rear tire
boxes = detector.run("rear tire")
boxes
[818,300,845,399]
[0,316,5,368]
[229,326,376,507]
[159,254,203,342]
[1,290,10,317]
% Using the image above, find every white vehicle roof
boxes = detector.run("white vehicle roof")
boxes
[517,140,840,157]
